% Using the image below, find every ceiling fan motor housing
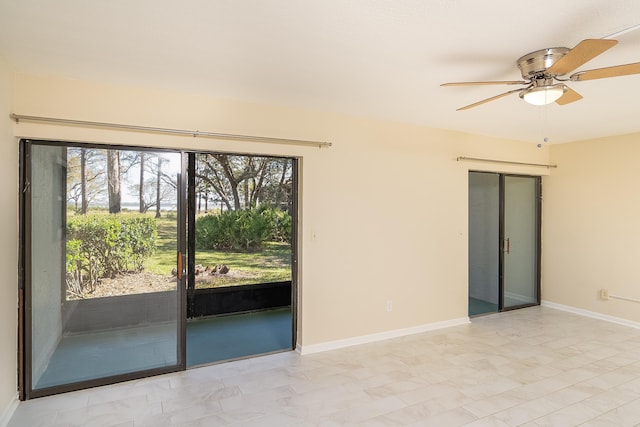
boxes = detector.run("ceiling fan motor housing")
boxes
[443,38,639,110]
[517,47,570,79]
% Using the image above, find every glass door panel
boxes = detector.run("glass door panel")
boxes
[186,153,294,366]
[27,142,184,395]
[502,175,540,309]
[468,172,500,316]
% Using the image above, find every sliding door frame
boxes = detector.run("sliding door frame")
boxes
[20,140,300,398]
[468,170,541,316]
[185,150,298,359]
[18,142,29,401]
[290,158,299,351]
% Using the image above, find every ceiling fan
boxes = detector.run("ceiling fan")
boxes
[441,38,640,110]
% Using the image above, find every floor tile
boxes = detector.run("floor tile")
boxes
[9,306,640,427]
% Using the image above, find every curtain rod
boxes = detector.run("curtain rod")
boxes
[9,113,332,148]
[457,156,557,169]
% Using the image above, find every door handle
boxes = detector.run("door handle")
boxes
[177,252,183,280]
[504,238,511,255]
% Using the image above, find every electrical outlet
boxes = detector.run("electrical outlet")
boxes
[600,289,610,300]
[386,300,393,312]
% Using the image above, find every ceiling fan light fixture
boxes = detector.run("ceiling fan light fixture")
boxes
[520,84,566,106]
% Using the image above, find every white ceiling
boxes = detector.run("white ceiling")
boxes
[1,0,640,144]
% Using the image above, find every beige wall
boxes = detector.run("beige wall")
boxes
[3,68,639,406]
[0,58,18,417]
[544,133,640,322]
[10,73,552,350]
[11,73,551,347]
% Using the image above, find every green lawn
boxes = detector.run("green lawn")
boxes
[145,216,292,288]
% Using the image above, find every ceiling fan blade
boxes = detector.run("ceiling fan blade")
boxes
[456,88,523,111]
[441,80,527,87]
[570,62,640,81]
[547,39,618,76]
[555,86,583,105]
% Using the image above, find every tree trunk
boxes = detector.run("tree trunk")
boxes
[107,150,121,214]
[139,152,145,213]
[243,179,249,209]
[80,148,88,214]
[274,159,290,208]
[250,159,268,207]
[155,157,162,218]
[214,155,242,210]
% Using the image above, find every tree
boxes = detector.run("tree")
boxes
[66,148,106,213]
[196,154,267,210]
[247,157,270,208]
[125,153,177,215]
[139,152,145,213]
[107,150,121,213]
[195,154,293,211]
[212,154,247,211]
[155,157,163,218]
[274,158,292,210]
[195,155,235,211]
[117,150,146,213]
[80,148,88,214]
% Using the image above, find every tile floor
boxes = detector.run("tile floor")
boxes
[9,306,640,426]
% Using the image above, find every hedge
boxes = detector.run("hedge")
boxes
[66,214,158,295]
[195,206,291,252]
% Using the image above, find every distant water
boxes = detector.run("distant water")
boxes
[120,201,178,211]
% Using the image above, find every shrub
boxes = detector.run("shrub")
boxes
[195,206,291,251]
[257,204,292,243]
[66,214,158,294]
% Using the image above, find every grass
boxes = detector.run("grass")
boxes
[144,215,180,275]
[145,216,292,289]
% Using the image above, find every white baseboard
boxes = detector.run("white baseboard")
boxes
[297,317,470,355]
[542,300,640,330]
[0,395,18,427]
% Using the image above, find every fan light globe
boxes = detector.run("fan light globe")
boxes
[521,85,566,106]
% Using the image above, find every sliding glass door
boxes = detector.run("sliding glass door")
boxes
[21,140,298,399]
[185,152,295,366]
[468,172,540,316]
[501,175,540,309]
[468,172,500,315]
[24,141,185,397]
